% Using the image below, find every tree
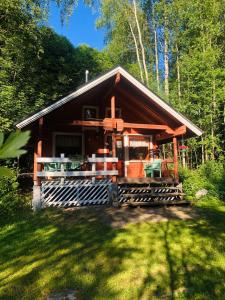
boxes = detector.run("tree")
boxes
[0,1,113,131]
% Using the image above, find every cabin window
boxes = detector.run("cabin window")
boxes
[83,106,99,120]
[128,138,150,160]
[106,107,121,118]
[54,134,83,157]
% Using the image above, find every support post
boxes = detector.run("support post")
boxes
[33,184,41,211]
[173,136,179,182]
[108,183,119,207]
[124,135,129,177]
[92,153,96,183]
[33,117,43,211]
[111,95,116,119]
[60,153,65,185]
[111,95,117,182]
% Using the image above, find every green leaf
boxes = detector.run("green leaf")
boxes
[0,166,13,178]
[0,131,30,159]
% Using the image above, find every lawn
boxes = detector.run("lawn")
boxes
[0,198,225,300]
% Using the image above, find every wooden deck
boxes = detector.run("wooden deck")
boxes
[117,177,175,185]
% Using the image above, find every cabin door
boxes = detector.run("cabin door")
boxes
[124,135,153,178]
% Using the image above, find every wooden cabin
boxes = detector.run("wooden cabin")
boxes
[16,66,203,209]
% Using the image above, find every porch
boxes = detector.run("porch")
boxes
[32,151,184,209]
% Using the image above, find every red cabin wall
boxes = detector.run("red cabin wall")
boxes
[27,89,167,179]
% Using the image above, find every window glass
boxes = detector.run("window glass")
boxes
[129,138,149,160]
[83,107,98,120]
[116,139,123,160]
[55,135,82,157]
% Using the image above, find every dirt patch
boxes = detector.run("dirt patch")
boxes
[65,204,198,229]
[47,289,79,300]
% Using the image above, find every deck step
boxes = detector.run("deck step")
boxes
[118,181,185,205]
[123,192,185,197]
[121,186,182,191]
[129,200,189,207]
[118,177,175,185]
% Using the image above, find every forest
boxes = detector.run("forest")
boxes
[1,0,224,165]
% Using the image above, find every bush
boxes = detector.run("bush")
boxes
[0,169,30,217]
[179,161,225,201]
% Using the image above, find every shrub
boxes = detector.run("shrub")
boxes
[0,169,30,217]
[179,161,225,201]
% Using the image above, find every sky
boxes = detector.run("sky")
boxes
[48,2,105,50]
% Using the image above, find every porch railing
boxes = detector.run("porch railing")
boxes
[36,153,118,182]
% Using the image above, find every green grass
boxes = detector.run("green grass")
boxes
[0,198,225,300]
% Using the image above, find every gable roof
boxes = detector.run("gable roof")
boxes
[16,66,203,136]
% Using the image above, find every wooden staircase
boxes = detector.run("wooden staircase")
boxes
[118,182,187,206]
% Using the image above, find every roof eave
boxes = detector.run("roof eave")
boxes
[16,66,203,137]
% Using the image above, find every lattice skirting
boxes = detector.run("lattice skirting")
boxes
[41,179,111,207]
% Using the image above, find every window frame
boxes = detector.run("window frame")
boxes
[82,105,99,120]
[127,134,153,162]
[52,132,85,157]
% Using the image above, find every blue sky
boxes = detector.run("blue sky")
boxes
[48,2,105,50]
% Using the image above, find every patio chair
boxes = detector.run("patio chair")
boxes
[144,159,162,178]
[67,155,84,171]
[44,162,61,172]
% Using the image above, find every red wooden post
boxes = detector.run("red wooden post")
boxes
[33,117,43,186]
[111,95,117,182]
[111,95,115,119]
[173,136,179,182]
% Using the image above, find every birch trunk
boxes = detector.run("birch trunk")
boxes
[133,0,149,85]
[128,22,144,83]
[164,29,169,96]
[154,30,160,92]
[152,2,160,92]
[164,3,169,97]
[176,43,181,101]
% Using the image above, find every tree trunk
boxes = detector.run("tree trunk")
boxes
[211,79,216,160]
[201,136,205,164]
[164,30,169,96]
[152,2,160,92]
[128,22,144,83]
[133,0,149,86]
[176,43,181,101]
[164,5,169,97]
[154,29,160,92]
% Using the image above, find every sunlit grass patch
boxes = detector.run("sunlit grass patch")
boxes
[0,199,224,300]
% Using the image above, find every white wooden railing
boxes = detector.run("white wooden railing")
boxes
[36,154,118,181]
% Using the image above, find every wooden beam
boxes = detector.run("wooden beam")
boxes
[68,119,175,133]
[37,157,118,163]
[70,120,104,127]
[155,125,187,141]
[123,122,171,131]
[174,125,186,135]
[37,170,118,177]
[173,136,179,182]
